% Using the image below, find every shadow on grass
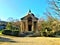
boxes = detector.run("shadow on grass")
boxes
[0,37,17,43]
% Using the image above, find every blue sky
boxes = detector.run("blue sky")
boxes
[0,0,48,21]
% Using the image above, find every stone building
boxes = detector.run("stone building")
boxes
[20,10,38,33]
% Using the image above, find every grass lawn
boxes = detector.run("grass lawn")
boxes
[0,30,60,45]
[0,30,3,35]
[0,35,60,45]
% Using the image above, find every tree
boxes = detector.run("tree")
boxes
[6,18,20,36]
[13,21,21,31]
[7,17,14,22]
[6,22,12,30]
[47,0,60,17]
[46,0,60,31]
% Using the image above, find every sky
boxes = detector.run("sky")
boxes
[0,0,48,21]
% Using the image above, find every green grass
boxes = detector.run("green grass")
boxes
[0,30,3,35]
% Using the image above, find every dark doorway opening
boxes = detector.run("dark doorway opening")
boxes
[28,25,32,31]
[28,17,32,31]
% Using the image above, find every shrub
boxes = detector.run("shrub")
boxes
[2,29,20,36]
[43,32,47,36]
[55,31,60,35]
[48,33,55,37]
[2,30,12,35]
[12,31,19,36]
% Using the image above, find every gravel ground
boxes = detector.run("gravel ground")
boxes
[0,35,60,45]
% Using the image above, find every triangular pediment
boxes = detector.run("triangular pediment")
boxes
[21,10,38,20]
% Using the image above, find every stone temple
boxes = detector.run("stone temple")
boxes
[20,10,38,33]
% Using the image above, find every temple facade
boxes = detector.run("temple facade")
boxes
[20,10,38,33]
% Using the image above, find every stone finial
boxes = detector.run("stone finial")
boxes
[28,10,31,14]
[29,10,31,13]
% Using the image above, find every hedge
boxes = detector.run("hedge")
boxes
[2,30,12,35]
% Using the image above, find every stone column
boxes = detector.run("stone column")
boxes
[23,22,24,32]
[36,21,38,31]
[26,20,28,32]
[32,21,34,31]
[21,21,25,33]
[35,21,39,33]
[21,21,23,33]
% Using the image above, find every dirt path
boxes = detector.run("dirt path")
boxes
[0,35,60,45]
